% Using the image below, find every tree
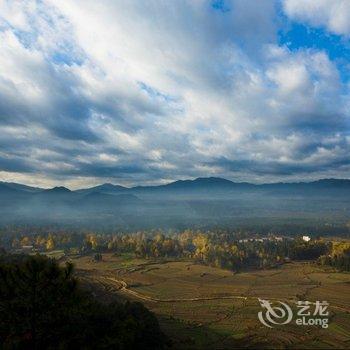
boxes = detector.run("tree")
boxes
[193,234,209,260]
[46,235,55,251]
[0,255,168,349]
[20,236,31,247]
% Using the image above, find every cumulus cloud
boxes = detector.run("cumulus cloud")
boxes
[0,0,349,187]
[283,0,350,36]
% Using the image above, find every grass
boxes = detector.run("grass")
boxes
[70,253,350,349]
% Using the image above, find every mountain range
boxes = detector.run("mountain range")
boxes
[2,177,350,195]
[1,177,350,230]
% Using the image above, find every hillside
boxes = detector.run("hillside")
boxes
[1,177,350,229]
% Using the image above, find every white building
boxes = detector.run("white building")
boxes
[302,235,311,242]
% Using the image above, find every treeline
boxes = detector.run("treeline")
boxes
[0,254,168,349]
[1,221,350,238]
[7,230,330,271]
[104,231,329,270]
[318,241,350,271]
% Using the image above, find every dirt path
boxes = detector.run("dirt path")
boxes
[105,277,248,302]
[103,276,350,313]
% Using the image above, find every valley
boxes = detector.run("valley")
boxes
[71,253,350,349]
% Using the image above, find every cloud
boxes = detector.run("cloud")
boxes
[0,0,349,187]
[282,0,350,36]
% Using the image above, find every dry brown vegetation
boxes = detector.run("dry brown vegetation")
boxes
[70,253,350,349]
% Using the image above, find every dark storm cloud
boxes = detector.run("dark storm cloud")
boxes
[0,155,34,173]
[210,150,350,176]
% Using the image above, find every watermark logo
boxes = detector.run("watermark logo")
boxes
[258,299,293,328]
[258,299,329,329]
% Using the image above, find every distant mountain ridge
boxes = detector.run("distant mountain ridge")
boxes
[1,177,350,195]
[76,183,128,195]
[0,182,43,194]
[1,177,350,229]
[43,186,72,193]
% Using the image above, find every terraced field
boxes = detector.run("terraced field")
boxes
[70,253,350,349]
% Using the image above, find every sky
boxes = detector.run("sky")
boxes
[0,0,350,188]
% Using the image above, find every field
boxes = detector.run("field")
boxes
[68,253,350,349]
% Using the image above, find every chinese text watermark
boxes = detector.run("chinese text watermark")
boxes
[258,299,329,328]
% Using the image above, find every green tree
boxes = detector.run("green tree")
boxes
[0,255,168,349]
